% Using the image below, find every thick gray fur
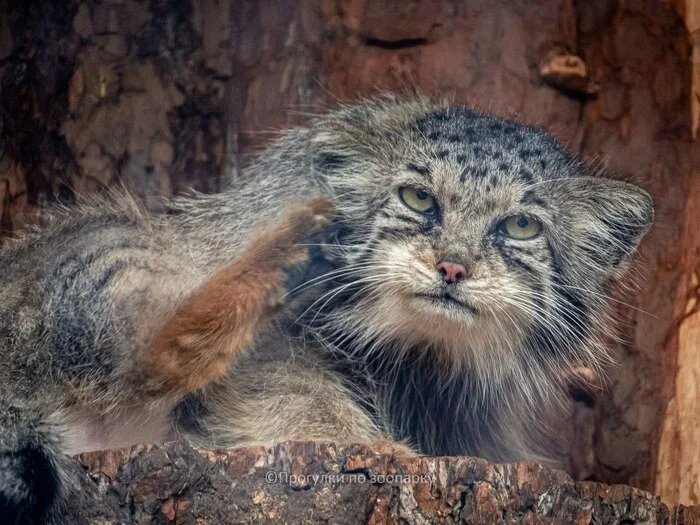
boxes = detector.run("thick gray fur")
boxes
[0,95,652,523]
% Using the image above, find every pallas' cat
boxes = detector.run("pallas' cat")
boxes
[0,97,652,523]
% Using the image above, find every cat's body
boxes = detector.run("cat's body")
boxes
[0,97,652,523]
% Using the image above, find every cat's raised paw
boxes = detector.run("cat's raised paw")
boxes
[279,198,337,242]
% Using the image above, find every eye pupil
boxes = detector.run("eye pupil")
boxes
[516,216,528,228]
[416,190,428,200]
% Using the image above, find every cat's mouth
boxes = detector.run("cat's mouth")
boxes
[414,292,479,315]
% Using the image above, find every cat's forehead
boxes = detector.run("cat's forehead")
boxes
[405,108,572,188]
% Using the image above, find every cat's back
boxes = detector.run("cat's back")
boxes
[0,194,191,389]
[0,193,164,299]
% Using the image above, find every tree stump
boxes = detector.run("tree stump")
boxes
[62,441,699,524]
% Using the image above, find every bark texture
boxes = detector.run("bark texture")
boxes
[61,441,700,524]
[1,0,699,510]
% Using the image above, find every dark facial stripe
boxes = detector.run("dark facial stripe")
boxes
[546,240,562,276]
[376,225,422,240]
[498,249,536,274]
[381,212,425,227]
[406,163,430,178]
[545,239,589,343]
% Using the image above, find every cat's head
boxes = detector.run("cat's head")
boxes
[308,97,653,383]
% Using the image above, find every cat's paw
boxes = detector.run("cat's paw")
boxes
[249,199,336,267]
[248,199,338,308]
[371,439,419,459]
[277,198,336,245]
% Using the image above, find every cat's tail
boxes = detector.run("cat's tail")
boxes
[0,401,66,524]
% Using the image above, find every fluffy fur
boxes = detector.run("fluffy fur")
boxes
[0,95,652,522]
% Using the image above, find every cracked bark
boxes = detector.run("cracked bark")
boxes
[61,441,699,524]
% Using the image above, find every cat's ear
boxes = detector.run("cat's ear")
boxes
[309,119,367,176]
[556,177,653,274]
[310,96,433,175]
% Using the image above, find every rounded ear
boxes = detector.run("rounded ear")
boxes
[309,120,369,176]
[553,177,653,274]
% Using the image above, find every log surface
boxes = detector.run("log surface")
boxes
[63,441,700,524]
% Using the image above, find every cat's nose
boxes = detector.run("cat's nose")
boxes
[436,261,468,284]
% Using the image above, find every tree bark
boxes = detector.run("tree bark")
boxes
[61,441,699,524]
[1,0,699,510]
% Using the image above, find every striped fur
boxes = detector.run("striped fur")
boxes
[0,96,652,522]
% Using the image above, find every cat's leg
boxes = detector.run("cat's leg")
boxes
[0,198,332,522]
[143,199,335,396]
[178,359,417,457]
[0,400,66,525]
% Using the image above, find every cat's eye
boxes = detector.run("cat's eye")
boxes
[399,187,437,214]
[500,214,541,240]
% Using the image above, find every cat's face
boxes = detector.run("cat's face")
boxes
[312,101,652,377]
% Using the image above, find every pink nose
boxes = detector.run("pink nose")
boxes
[436,261,468,284]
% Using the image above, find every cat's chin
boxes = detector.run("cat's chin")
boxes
[351,293,529,373]
[411,293,479,321]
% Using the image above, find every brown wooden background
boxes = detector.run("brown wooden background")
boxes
[1,0,698,506]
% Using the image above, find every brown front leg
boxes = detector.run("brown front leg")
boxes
[145,199,335,395]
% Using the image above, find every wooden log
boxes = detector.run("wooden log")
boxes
[61,441,700,524]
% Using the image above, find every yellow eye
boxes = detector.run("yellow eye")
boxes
[501,215,541,240]
[399,187,437,214]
